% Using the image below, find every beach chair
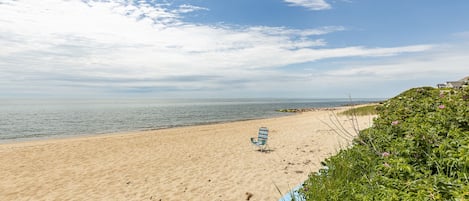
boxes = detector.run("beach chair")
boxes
[250,127,269,152]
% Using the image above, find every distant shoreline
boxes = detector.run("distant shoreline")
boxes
[0,99,381,144]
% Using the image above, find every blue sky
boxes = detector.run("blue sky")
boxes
[0,0,468,98]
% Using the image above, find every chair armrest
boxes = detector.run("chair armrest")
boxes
[250,137,257,143]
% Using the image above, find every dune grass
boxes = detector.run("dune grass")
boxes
[339,104,378,116]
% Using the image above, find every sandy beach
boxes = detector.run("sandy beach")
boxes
[0,107,374,201]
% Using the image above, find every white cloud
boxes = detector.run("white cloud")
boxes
[320,50,469,81]
[247,26,345,36]
[284,0,331,10]
[300,45,469,98]
[0,0,437,97]
[175,4,209,14]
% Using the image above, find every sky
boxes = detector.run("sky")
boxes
[0,0,468,99]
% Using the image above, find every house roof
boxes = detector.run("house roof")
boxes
[447,81,464,88]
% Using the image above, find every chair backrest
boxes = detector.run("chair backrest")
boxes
[257,127,269,145]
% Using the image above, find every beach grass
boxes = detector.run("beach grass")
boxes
[339,104,378,116]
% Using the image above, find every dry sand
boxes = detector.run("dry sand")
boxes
[0,107,375,201]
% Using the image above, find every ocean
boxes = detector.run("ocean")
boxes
[0,98,381,142]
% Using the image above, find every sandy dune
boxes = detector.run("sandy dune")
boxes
[0,108,374,201]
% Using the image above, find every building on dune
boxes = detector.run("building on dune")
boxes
[437,76,469,89]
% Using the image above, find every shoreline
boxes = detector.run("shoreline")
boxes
[0,112,292,145]
[1,98,383,144]
[0,106,375,200]
[0,106,353,145]
[0,111,296,146]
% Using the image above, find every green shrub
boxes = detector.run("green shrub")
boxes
[301,87,469,200]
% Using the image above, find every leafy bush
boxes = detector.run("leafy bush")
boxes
[301,87,469,200]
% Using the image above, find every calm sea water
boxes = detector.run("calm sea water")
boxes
[0,98,380,142]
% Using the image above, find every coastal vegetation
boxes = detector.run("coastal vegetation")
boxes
[300,87,469,200]
[276,108,337,113]
[276,102,379,114]
[339,104,378,116]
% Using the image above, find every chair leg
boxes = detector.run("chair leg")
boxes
[263,144,269,152]
[260,144,267,152]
